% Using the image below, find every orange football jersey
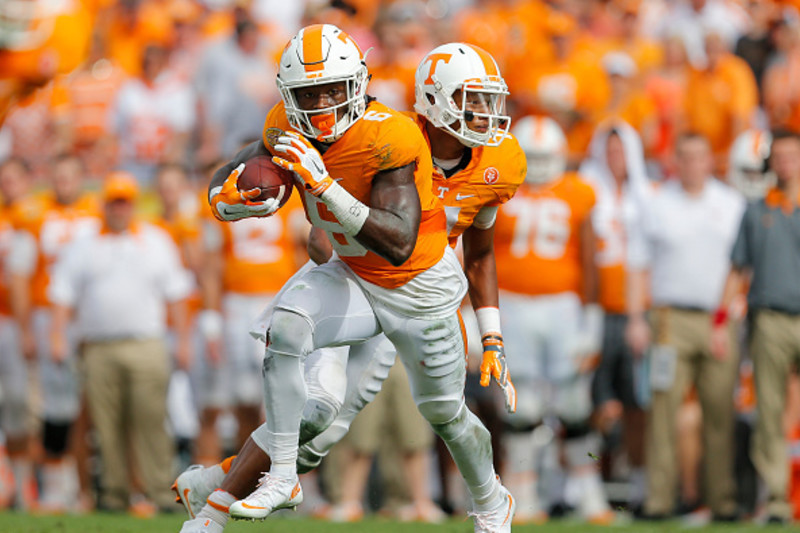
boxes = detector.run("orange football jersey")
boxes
[594,200,627,314]
[262,101,447,289]
[494,172,596,296]
[407,113,526,246]
[22,193,101,307]
[215,190,304,295]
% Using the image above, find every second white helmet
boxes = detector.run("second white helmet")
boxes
[277,24,369,142]
[512,116,567,184]
[729,129,774,200]
[414,43,510,148]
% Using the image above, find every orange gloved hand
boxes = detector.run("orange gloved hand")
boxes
[480,334,517,413]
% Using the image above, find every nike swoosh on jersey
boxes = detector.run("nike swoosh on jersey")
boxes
[456,194,475,201]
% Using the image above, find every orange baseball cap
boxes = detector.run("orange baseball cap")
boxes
[103,172,139,202]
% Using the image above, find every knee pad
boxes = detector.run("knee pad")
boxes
[418,400,468,440]
[504,383,545,431]
[553,377,593,425]
[296,444,324,474]
[265,310,314,361]
[299,397,341,446]
[43,420,71,456]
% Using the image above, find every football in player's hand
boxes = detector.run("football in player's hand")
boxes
[236,155,295,207]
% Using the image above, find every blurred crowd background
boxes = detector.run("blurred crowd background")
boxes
[2,0,800,527]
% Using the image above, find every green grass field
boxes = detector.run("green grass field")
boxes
[0,512,783,533]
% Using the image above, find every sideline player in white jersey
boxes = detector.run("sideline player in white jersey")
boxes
[177,26,515,533]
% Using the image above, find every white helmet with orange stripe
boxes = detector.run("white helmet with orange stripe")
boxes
[277,24,369,143]
[414,42,510,148]
[512,115,567,184]
[729,129,774,200]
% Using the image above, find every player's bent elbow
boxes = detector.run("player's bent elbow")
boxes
[384,243,414,267]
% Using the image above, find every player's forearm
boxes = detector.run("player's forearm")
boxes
[716,267,746,314]
[463,226,499,309]
[208,141,265,196]
[626,268,648,318]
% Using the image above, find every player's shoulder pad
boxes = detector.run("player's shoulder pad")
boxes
[360,102,426,172]
[262,101,291,154]
[566,171,598,208]
[478,132,527,204]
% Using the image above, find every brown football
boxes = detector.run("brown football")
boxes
[236,155,295,208]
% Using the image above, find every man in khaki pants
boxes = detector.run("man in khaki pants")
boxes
[626,133,745,520]
[713,130,800,525]
[49,173,192,512]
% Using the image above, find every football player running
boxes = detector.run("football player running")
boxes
[293,41,525,469]
[178,26,515,533]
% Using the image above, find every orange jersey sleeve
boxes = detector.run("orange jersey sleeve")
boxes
[263,102,448,289]
[494,173,596,296]
[408,114,526,245]
[218,190,304,295]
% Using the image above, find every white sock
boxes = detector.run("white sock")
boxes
[205,463,226,489]
[197,490,236,526]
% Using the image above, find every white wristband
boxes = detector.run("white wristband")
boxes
[319,180,370,235]
[475,306,502,338]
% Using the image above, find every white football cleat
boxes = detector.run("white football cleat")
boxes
[229,473,303,520]
[469,486,516,532]
[172,465,216,518]
[179,516,224,533]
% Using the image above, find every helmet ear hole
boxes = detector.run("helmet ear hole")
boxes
[426,94,435,105]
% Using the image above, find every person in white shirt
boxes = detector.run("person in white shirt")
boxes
[110,45,196,185]
[49,172,193,512]
[626,132,745,520]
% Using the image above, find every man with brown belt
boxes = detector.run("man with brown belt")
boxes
[626,133,745,520]
[49,173,193,512]
[712,129,800,525]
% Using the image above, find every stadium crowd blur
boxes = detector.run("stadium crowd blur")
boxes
[2,0,800,526]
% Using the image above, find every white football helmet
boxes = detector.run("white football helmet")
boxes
[729,129,775,200]
[414,42,510,148]
[276,24,369,143]
[512,116,567,184]
[0,0,56,51]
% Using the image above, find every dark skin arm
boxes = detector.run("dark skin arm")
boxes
[353,162,420,266]
[210,141,421,267]
[462,223,499,309]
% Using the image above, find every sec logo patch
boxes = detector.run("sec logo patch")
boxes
[484,167,499,184]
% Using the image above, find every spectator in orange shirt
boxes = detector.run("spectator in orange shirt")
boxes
[513,10,611,166]
[605,0,664,76]
[645,34,690,179]
[367,3,435,112]
[763,12,800,133]
[53,33,128,181]
[102,0,174,76]
[597,52,657,156]
[683,29,758,175]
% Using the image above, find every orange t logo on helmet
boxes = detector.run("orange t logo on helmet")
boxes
[422,53,453,85]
